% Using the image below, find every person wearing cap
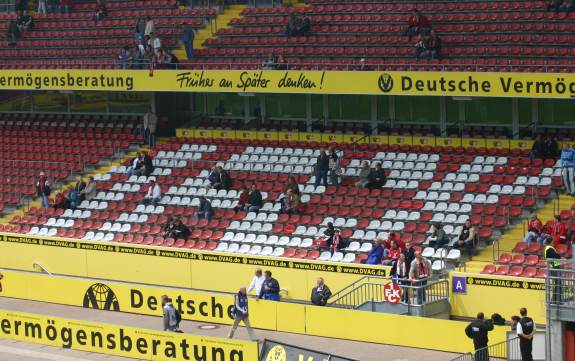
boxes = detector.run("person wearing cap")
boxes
[141,179,161,205]
[36,172,50,209]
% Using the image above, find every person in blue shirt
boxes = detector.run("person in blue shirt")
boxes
[365,239,385,265]
[196,196,213,220]
[227,287,257,341]
[560,143,575,196]
[258,271,280,301]
[314,149,329,188]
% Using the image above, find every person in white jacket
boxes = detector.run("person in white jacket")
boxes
[247,269,265,296]
[141,179,161,206]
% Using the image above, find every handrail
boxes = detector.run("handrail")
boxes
[329,276,389,304]
[450,336,522,361]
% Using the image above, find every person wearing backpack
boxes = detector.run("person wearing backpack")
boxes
[227,287,257,341]
[560,143,575,196]
[161,295,180,332]
[517,308,536,361]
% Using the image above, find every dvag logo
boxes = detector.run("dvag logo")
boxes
[377,73,394,93]
[83,283,120,311]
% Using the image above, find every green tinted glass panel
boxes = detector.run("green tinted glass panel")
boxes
[464,97,512,125]
[70,92,107,113]
[265,94,306,118]
[109,92,150,113]
[328,95,370,120]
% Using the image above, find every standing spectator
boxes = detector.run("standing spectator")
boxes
[161,295,179,332]
[328,148,341,186]
[409,251,431,305]
[259,271,280,301]
[140,179,161,205]
[247,269,265,296]
[560,143,575,196]
[196,196,213,220]
[427,223,449,248]
[365,239,385,265]
[227,287,257,341]
[310,277,332,306]
[314,148,329,188]
[281,189,300,214]
[355,160,371,188]
[143,108,158,148]
[366,162,386,189]
[285,13,296,36]
[170,218,190,241]
[180,26,195,60]
[511,315,521,332]
[530,135,546,160]
[38,0,47,14]
[426,30,442,59]
[80,176,97,202]
[144,16,155,37]
[544,237,562,302]
[36,172,50,209]
[404,9,430,41]
[118,46,131,69]
[545,135,559,159]
[465,312,494,361]
[404,240,416,266]
[7,20,20,46]
[391,253,410,303]
[517,308,535,361]
[382,240,402,265]
[135,17,146,41]
[453,220,477,256]
[523,215,543,246]
[549,215,567,246]
[16,11,33,33]
[233,186,249,212]
[93,0,107,21]
[247,184,263,212]
[59,0,72,13]
[149,33,162,55]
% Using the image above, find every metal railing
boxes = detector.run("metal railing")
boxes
[451,337,522,361]
[545,259,575,310]
[330,277,449,310]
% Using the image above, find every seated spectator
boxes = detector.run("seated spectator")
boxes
[365,239,385,265]
[414,34,428,60]
[16,11,33,33]
[52,191,68,210]
[163,50,179,69]
[48,0,59,13]
[382,240,402,265]
[80,176,97,202]
[93,0,107,21]
[7,20,20,46]
[262,55,278,70]
[233,186,249,212]
[523,215,543,246]
[140,180,161,206]
[281,189,300,215]
[404,9,430,41]
[213,166,232,190]
[118,46,132,69]
[299,16,311,35]
[141,151,154,177]
[131,42,147,69]
[548,215,567,246]
[427,223,449,248]
[285,175,300,195]
[323,222,336,246]
[425,30,442,59]
[329,229,347,254]
[162,216,175,238]
[247,184,263,212]
[385,232,405,251]
[285,14,296,36]
[453,220,477,256]
[355,160,371,189]
[207,166,219,188]
[276,55,288,70]
[170,218,190,241]
[127,153,143,176]
[560,0,575,12]
[196,196,213,220]
[366,162,386,189]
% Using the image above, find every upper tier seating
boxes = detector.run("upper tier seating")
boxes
[3,136,564,273]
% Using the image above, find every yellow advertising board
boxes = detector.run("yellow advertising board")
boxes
[2,69,575,98]
[0,308,258,361]
[388,135,413,146]
[321,133,344,144]
[277,131,300,142]
[412,136,435,147]
[461,138,486,149]
[256,131,278,141]
[343,134,366,144]
[486,139,511,149]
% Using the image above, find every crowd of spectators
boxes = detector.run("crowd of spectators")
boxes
[404,10,442,60]
[262,55,288,70]
[285,14,311,36]
[547,0,574,13]
[354,161,386,189]
[529,134,559,160]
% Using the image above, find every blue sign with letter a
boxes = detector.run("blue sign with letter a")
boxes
[452,276,467,294]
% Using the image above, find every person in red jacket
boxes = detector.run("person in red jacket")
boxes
[549,215,567,246]
[523,214,543,246]
[404,9,431,41]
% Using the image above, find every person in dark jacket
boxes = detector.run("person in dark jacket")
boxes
[142,152,154,177]
[530,135,546,160]
[465,312,494,361]
[314,149,329,188]
[234,186,249,212]
[207,166,219,188]
[310,277,332,306]
[366,162,386,189]
[170,218,190,241]
[162,216,175,237]
[196,196,213,221]
[247,184,263,212]
[36,172,50,209]
[365,239,385,265]
[428,223,449,248]
[517,308,535,361]
[403,240,416,266]
[259,271,280,301]
[213,166,232,190]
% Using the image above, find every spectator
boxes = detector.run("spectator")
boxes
[180,26,195,60]
[38,0,47,14]
[321,222,336,248]
[144,16,155,37]
[141,179,161,206]
[275,55,288,70]
[233,186,249,212]
[404,9,430,41]
[426,30,442,59]
[93,0,107,21]
[15,0,27,12]
[141,151,154,177]
[128,153,143,176]
[545,135,559,159]
[365,239,385,265]
[285,14,296,36]
[247,269,265,296]
[36,172,50,209]
[161,295,179,332]
[366,162,386,189]
[544,237,562,302]
[385,231,405,250]
[310,277,332,306]
[247,184,263,212]
[227,287,257,341]
[409,251,431,305]
[328,148,341,186]
[135,17,146,41]
[149,33,161,55]
[64,186,78,209]
[427,223,449,248]
[17,11,33,33]
[207,166,219,188]
[414,34,427,60]
[262,54,277,70]
[454,220,477,256]
[196,196,213,220]
[80,176,97,202]
[465,312,494,361]
[404,240,416,266]
[131,42,146,69]
[382,239,402,265]
[560,143,575,196]
[285,175,300,195]
[523,215,543,246]
[529,135,546,160]
[68,176,85,207]
[52,191,68,210]
[329,229,347,253]
[170,218,190,241]
[355,160,371,188]
[7,20,20,46]
[390,253,410,303]
[299,15,311,35]
[281,189,300,215]
[517,308,536,361]
[118,46,131,69]
[314,148,329,188]
[548,215,567,246]
[162,216,175,238]
[163,49,179,69]
[59,0,72,13]
[259,270,280,301]
[143,108,158,148]
[559,0,575,12]
[214,166,232,190]
[48,0,58,12]
[511,315,521,332]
